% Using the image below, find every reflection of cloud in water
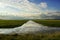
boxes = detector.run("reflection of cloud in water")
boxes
[0,28,14,34]
[0,20,60,34]
[14,20,48,34]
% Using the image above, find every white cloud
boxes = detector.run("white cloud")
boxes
[40,2,47,8]
[0,2,4,7]
[0,0,41,13]
[0,0,49,19]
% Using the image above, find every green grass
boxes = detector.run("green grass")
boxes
[33,20,60,27]
[0,20,60,28]
[0,20,28,28]
[0,32,60,40]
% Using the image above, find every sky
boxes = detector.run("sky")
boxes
[0,0,60,20]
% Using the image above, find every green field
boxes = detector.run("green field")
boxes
[0,20,28,28]
[0,20,60,28]
[33,20,60,27]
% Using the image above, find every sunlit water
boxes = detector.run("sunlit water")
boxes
[0,20,60,34]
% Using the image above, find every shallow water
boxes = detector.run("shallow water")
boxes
[0,26,60,34]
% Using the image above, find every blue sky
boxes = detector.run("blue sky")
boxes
[0,0,60,20]
[29,0,60,11]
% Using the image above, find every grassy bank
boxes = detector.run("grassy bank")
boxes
[0,32,60,40]
[0,20,60,28]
